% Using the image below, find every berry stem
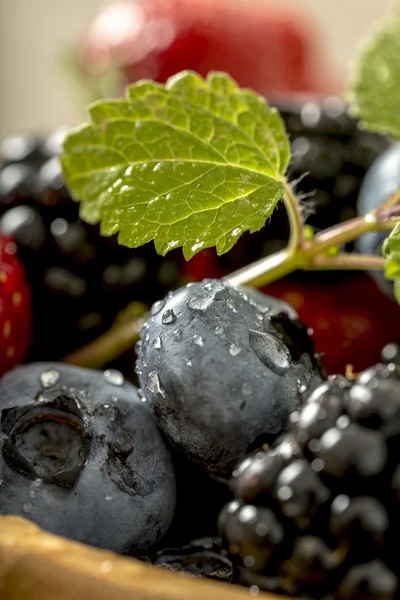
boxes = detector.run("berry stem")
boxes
[63,308,147,368]
[309,253,386,271]
[283,181,305,252]
[225,210,400,287]
[65,192,400,369]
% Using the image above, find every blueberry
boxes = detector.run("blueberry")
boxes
[357,144,400,298]
[0,363,176,554]
[138,279,321,476]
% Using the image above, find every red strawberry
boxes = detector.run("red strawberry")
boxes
[0,234,32,374]
[78,0,338,96]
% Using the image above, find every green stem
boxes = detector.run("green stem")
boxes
[64,198,400,369]
[63,313,148,369]
[283,181,305,252]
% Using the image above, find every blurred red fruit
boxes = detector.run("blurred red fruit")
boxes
[0,235,32,375]
[78,0,338,95]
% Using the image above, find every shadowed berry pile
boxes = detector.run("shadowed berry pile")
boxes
[219,360,400,599]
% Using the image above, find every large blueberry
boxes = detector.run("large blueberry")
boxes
[357,143,400,298]
[138,280,321,477]
[0,363,176,554]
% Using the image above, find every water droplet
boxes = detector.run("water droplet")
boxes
[146,371,165,397]
[40,369,60,388]
[162,309,176,324]
[215,326,224,335]
[249,330,291,375]
[22,503,32,514]
[193,335,204,347]
[135,340,142,354]
[226,299,237,312]
[105,494,112,501]
[104,369,124,386]
[134,362,142,376]
[187,294,213,311]
[153,336,162,349]
[100,560,114,574]
[173,329,182,340]
[186,359,192,366]
[29,490,36,500]
[242,382,252,396]
[229,343,241,356]
[151,299,165,316]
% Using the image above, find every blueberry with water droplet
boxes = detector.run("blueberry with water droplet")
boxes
[138,279,320,476]
[0,362,176,553]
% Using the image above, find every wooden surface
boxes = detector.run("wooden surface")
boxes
[0,516,276,600]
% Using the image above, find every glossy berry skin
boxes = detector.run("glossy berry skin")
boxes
[0,363,176,553]
[219,371,400,598]
[0,234,31,374]
[138,279,321,477]
[357,143,400,298]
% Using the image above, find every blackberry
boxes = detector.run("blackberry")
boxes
[0,130,183,360]
[219,368,400,598]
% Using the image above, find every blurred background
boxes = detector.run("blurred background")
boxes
[0,0,398,137]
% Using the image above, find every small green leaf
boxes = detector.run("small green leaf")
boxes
[383,221,400,302]
[349,11,400,139]
[61,71,290,259]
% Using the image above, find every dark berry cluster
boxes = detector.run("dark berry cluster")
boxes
[219,357,400,599]
[0,100,387,362]
[0,131,182,360]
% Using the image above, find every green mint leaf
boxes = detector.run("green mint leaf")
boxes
[383,221,400,303]
[349,12,400,139]
[61,71,290,259]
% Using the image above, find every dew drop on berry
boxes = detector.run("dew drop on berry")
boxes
[151,299,165,316]
[153,336,162,349]
[40,369,60,388]
[161,309,177,324]
[173,329,182,341]
[194,335,204,347]
[229,343,241,356]
[103,369,124,386]
[146,371,165,397]
[187,294,214,311]
[249,330,291,374]
[226,299,237,312]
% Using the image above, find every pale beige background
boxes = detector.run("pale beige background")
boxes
[0,0,398,137]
